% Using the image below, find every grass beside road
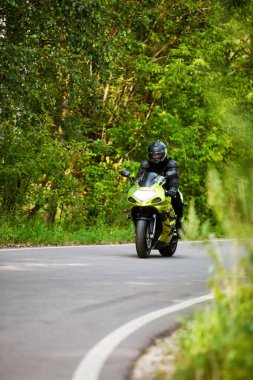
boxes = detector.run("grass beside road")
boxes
[0,219,134,247]
[0,212,212,248]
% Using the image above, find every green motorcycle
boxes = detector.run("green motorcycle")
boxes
[121,170,178,259]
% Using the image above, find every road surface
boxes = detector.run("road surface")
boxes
[0,240,239,380]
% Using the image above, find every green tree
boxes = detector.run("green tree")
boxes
[0,0,252,230]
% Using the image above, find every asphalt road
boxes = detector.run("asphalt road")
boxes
[0,240,239,380]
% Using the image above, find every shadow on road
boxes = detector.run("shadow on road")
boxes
[123,253,191,260]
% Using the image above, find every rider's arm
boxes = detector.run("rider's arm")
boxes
[137,160,150,177]
[165,160,179,190]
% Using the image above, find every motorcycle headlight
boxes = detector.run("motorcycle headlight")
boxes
[133,190,156,202]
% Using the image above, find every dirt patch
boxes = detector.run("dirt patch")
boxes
[130,329,181,380]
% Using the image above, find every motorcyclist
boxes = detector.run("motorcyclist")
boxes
[137,141,184,238]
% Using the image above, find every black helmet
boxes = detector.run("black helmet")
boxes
[148,141,167,164]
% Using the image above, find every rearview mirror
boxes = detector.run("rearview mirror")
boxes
[120,170,131,178]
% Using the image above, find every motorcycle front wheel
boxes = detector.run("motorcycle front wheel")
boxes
[135,219,153,258]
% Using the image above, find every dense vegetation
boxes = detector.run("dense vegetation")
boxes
[167,244,253,380]
[0,0,252,242]
[152,122,253,379]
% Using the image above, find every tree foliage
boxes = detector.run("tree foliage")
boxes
[0,0,252,228]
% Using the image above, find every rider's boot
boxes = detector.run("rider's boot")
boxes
[176,218,185,239]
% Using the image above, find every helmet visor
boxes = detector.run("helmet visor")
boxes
[151,152,163,159]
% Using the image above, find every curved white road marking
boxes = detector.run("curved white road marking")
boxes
[71,293,214,380]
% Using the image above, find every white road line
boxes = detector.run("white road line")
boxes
[71,293,214,380]
[0,263,91,271]
[0,265,26,271]
[126,281,154,286]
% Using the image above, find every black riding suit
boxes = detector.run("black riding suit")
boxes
[137,157,183,227]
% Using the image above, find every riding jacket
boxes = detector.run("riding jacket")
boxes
[137,157,179,191]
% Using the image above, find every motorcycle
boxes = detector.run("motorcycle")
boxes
[121,170,178,258]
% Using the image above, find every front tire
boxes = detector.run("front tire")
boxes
[159,235,178,257]
[135,219,153,258]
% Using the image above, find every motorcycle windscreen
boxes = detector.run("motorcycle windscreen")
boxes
[137,172,165,187]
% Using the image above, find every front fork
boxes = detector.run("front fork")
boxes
[149,214,157,239]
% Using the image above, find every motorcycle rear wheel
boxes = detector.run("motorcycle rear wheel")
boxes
[159,235,178,257]
[135,219,153,258]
